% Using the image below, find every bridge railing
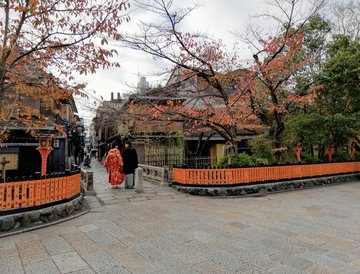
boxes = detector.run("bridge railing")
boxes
[0,172,81,210]
[172,162,360,186]
[138,164,168,186]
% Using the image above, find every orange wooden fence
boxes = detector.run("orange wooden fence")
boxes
[172,162,360,185]
[0,173,81,210]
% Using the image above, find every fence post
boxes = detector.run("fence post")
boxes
[80,169,95,195]
[161,167,168,187]
[135,167,144,193]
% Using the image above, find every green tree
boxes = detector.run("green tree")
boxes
[318,35,360,115]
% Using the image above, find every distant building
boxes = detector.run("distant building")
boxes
[137,76,150,93]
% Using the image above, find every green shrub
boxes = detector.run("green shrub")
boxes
[332,152,352,162]
[353,151,360,161]
[249,135,275,163]
[301,152,321,163]
[232,153,254,167]
[253,157,269,166]
[216,156,229,168]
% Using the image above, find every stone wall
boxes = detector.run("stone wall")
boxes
[173,174,360,196]
[0,195,85,234]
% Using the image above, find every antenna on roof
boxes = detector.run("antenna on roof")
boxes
[137,64,140,83]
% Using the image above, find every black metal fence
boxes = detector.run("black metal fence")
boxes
[145,155,218,168]
[145,153,184,167]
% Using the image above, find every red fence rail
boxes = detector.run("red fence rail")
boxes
[0,173,81,210]
[172,162,360,185]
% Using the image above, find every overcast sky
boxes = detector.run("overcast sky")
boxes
[75,0,339,125]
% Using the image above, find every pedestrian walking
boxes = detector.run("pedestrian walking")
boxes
[122,141,138,189]
[84,155,91,168]
[104,142,124,189]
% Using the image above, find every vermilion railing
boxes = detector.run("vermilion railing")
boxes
[172,162,360,186]
[0,173,81,210]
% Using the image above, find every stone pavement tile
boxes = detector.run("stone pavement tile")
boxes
[84,229,117,245]
[153,192,175,196]
[316,234,360,251]
[155,256,200,274]
[181,240,211,253]
[36,225,78,237]
[78,224,99,233]
[0,241,19,258]
[325,250,358,263]
[103,199,129,205]
[94,218,118,228]
[101,225,133,240]
[271,252,314,271]
[101,241,129,255]
[69,239,100,255]
[98,195,118,201]
[238,227,290,243]
[111,250,158,274]
[348,259,360,272]
[147,195,175,200]
[237,266,269,274]
[260,239,305,255]
[41,237,74,255]
[114,217,144,230]
[282,222,323,238]
[291,239,329,254]
[229,247,280,271]
[191,260,234,274]
[21,252,50,266]
[263,225,299,238]
[148,236,187,255]
[268,264,303,274]
[111,193,135,199]
[304,265,339,274]
[297,250,351,273]
[130,227,159,240]
[161,230,193,243]
[145,221,176,234]
[68,269,95,274]
[52,251,89,273]
[119,235,147,247]
[0,256,24,274]
[61,232,89,243]
[129,197,149,202]
[81,250,130,274]
[16,239,47,257]
[143,205,171,215]
[0,238,16,249]
[203,250,249,272]
[133,192,156,198]
[24,259,60,274]
[84,195,101,205]
[207,221,249,234]
[131,243,168,261]
[175,251,208,265]
[232,237,280,257]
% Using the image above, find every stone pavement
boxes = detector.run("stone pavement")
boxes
[1,160,360,273]
[87,159,182,208]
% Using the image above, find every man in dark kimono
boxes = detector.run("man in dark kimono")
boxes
[122,141,138,189]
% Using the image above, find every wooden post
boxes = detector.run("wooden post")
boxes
[0,156,10,182]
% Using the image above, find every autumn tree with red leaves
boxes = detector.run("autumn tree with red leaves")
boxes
[0,0,131,141]
[121,0,325,159]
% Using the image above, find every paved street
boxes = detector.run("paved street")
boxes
[1,160,360,273]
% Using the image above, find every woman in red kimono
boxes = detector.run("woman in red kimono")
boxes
[104,142,124,189]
